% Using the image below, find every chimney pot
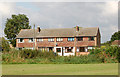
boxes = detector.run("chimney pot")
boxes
[76,26,79,31]
[37,26,41,33]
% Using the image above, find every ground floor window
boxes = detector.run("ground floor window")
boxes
[26,48,34,50]
[56,48,61,53]
[38,47,48,52]
[18,48,22,50]
[48,47,53,52]
[65,47,73,53]
[38,47,53,52]
[77,47,85,52]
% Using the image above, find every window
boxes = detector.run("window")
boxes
[37,38,43,42]
[89,37,94,41]
[38,47,48,52]
[77,37,83,41]
[56,48,61,53]
[29,38,34,42]
[48,38,54,42]
[57,38,63,42]
[68,37,74,41]
[65,47,73,53]
[18,38,24,43]
[26,48,34,50]
[77,47,85,52]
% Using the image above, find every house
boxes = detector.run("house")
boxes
[16,26,101,56]
[111,40,120,47]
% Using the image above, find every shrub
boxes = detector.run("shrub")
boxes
[2,49,25,64]
[1,37,10,52]
[20,49,38,58]
[2,46,120,64]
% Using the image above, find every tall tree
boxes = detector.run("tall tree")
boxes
[4,14,31,47]
[111,31,120,42]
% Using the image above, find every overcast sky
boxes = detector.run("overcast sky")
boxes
[0,2,118,43]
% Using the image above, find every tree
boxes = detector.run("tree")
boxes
[1,37,10,52]
[110,31,120,42]
[4,14,31,47]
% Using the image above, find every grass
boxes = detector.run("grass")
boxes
[2,63,118,75]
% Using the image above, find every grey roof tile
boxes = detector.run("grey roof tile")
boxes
[16,27,99,38]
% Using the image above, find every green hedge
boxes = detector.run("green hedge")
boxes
[2,46,120,64]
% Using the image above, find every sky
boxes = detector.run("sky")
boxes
[0,2,118,43]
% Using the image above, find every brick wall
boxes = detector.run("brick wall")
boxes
[16,39,35,48]
[17,36,99,48]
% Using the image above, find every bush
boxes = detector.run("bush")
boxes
[20,49,38,58]
[1,37,10,52]
[2,49,25,64]
[2,46,120,64]
[89,46,119,63]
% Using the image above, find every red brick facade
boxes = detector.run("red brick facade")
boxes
[16,36,100,48]
[16,27,101,56]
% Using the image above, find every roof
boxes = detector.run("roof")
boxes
[111,40,120,45]
[16,27,99,38]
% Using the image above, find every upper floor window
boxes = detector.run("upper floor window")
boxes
[37,38,43,42]
[68,37,74,42]
[18,38,24,43]
[29,38,34,42]
[57,38,63,42]
[89,37,94,41]
[77,37,83,41]
[48,38,54,42]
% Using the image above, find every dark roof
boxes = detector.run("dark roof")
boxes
[111,40,120,45]
[16,27,99,38]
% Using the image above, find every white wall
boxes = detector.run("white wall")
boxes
[54,47,62,56]
[54,47,75,56]
[63,47,75,56]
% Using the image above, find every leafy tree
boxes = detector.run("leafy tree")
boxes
[111,31,120,42]
[1,37,10,52]
[4,14,31,47]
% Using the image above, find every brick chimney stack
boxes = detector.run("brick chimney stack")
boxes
[76,26,79,31]
[37,26,41,33]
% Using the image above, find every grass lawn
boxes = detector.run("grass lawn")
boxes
[2,63,118,75]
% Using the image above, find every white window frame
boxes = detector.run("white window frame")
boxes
[57,38,63,42]
[37,38,43,42]
[29,38,34,43]
[68,37,74,41]
[26,47,34,50]
[18,38,24,43]
[48,38,54,42]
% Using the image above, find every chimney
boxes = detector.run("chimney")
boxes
[76,26,79,31]
[37,26,41,33]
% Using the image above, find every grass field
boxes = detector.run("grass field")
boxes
[2,63,118,75]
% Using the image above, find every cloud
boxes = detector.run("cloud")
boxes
[0,2,118,43]
[102,2,118,16]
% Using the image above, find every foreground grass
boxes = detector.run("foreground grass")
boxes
[2,63,118,75]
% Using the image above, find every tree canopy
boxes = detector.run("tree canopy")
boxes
[111,31,120,42]
[4,14,31,47]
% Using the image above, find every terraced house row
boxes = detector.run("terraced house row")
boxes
[16,26,101,56]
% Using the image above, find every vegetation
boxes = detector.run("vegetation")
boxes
[102,31,120,45]
[90,46,119,63]
[2,63,118,75]
[4,14,31,47]
[111,31,120,42]
[2,46,119,64]
[1,37,10,52]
